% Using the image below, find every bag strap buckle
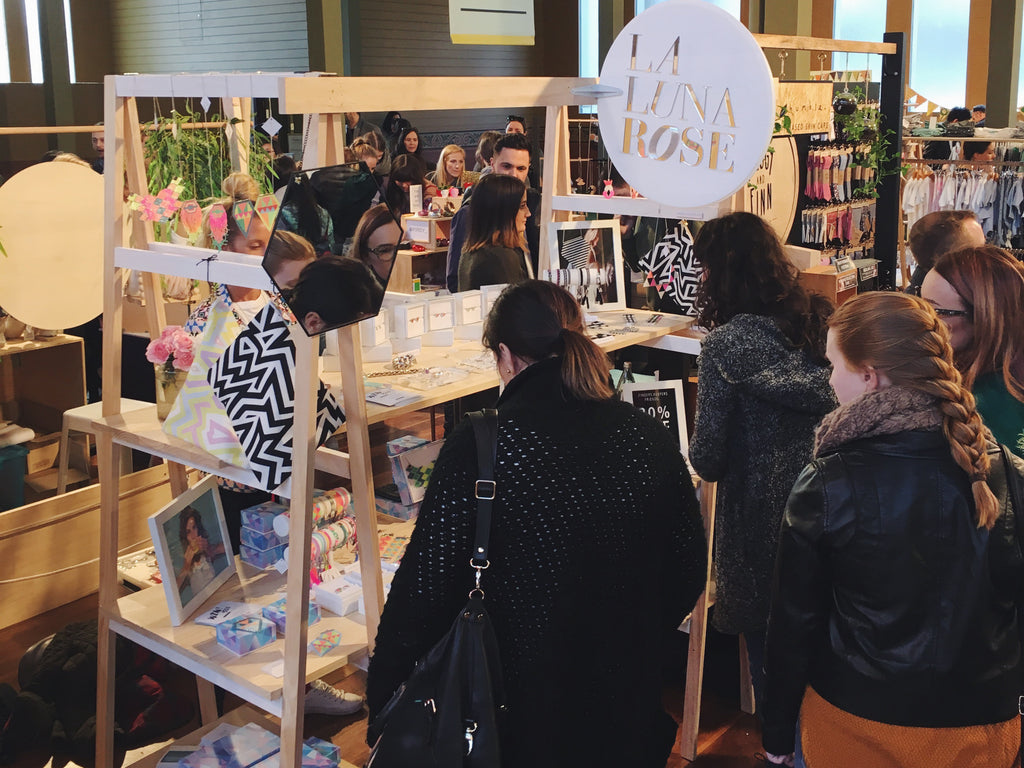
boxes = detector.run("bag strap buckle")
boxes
[1018,695,1024,716]
[475,479,496,500]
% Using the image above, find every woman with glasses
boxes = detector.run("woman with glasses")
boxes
[922,245,1024,458]
[351,203,405,288]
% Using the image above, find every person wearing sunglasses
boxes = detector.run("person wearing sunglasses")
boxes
[922,245,1024,458]
[352,203,406,288]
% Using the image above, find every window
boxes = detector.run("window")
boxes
[0,5,9,83]
[833,0,884,83]
[24,0,43,84]
[910,0,970,109]
[63,0,75,83]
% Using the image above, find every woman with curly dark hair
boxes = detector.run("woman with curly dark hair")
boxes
[688,212,837,730]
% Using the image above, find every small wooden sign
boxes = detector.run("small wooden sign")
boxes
[732,135,799,242]
[775,81,833,135]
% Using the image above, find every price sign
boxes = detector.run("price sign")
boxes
[621,380,689,454]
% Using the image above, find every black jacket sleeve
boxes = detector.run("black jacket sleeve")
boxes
[761,460,832,755]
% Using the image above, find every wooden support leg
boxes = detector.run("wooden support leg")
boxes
[196,677,219,725]
[680,590,710,761]
[738,633,756,715]
[680,480,717,761]
[95,430,120,768]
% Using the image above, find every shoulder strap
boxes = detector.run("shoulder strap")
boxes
[468,409,498,566]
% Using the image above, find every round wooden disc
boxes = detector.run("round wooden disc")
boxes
[732,135,799,242]
[0,162,105,330]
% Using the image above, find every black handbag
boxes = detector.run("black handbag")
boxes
[366,409,505,768]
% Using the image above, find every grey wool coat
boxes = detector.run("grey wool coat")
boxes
[689,313,837,635]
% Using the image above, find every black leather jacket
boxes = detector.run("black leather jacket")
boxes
[762,431,1024,755]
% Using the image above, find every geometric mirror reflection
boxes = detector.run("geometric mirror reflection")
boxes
[263,163,402,336]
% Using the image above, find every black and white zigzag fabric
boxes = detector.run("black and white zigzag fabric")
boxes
[209,304,345,491]
[639,221,700,317]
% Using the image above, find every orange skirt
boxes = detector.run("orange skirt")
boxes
[801,686,1021,768]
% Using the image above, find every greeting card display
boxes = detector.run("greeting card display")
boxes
[209,304,345,491]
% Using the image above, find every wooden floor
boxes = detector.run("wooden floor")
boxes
[0,407,766,767]
[0,593,764,767]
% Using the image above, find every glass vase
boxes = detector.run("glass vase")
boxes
[155,364,187,420]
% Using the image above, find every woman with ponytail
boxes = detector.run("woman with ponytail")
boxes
[367,281,708,767]
[762,291,1024,768]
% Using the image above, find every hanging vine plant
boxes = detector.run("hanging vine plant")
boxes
[832,86,901,199]
[142,104,275,206]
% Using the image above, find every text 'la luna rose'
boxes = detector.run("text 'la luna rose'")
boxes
[621,34,738,171]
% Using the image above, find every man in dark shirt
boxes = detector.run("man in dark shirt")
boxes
[446,133,540,292]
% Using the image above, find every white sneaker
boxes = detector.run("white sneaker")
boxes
[304,679,365,716]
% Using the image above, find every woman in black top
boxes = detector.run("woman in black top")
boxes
[458,174,531,290]
[367,280,707,767]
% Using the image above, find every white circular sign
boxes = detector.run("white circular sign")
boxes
[598,0,775,208]
[0,162,104,330]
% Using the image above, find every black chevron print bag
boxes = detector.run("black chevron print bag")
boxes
[209,303,345,490]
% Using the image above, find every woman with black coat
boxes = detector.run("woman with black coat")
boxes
[367,280,707,767]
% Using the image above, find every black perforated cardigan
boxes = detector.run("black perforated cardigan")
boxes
[366,357,707,768]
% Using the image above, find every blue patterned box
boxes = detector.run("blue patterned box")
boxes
[304,737,341,764]
[261,596,321,635]
[179,723,338,767]
[215,616,277,656]
[241,526,284,551]
[240,500,288,534]
[240,542,287,570]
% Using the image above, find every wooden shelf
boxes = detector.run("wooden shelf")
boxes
[107,563,368,717]
[128,704,360,768]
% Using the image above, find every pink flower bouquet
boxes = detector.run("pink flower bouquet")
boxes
[146,325,195,372]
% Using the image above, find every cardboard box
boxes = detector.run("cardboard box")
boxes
[215,616,276,656]
[25,432,60,475]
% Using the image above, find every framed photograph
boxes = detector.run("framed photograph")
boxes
[544,219,627,311]
[148,474,235,625]
[621,379,690,459]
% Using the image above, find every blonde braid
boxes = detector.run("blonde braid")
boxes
[916,320,999,528]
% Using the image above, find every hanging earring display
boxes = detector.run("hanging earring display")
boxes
[255,194,280,229]
[232,199,255,237]
[602,180,615,199]
[209,204,229,250]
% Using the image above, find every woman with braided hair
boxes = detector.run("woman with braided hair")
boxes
[761,291,1024,768]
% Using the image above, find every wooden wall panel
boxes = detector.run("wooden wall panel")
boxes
[352,0,543,140]
[110,0,309,74]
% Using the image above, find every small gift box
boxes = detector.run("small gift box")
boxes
[241,526,284,552]
[215,616,277,656]
[392,303,426,340]
[426,297,455,332]
[304,737,341,764]
[307,628,343,657]
[240,542,287,570]
[240,501,288,533]
[454,290,482,325]
[261,596,322,635]
[314,578,362,617]
[480,283,508,317]
[359,313,389,347]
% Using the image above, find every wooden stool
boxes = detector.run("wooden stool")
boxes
[56,399,151,493]
[680,480,756,761]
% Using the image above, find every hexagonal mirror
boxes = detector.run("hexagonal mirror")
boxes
[262,162,402,335]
